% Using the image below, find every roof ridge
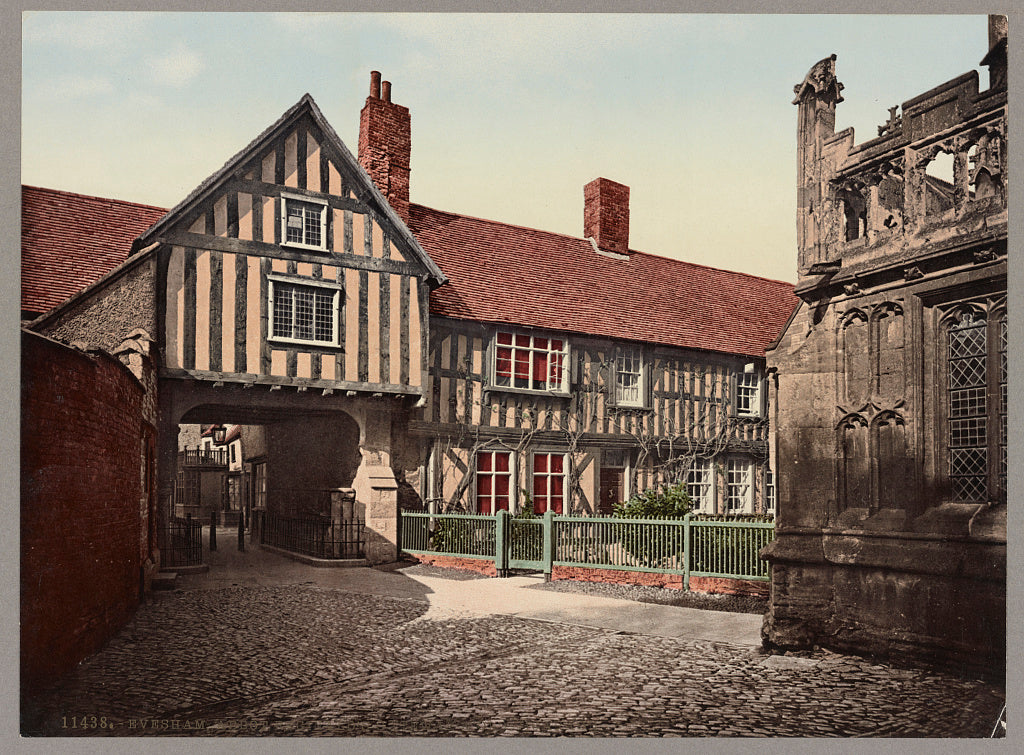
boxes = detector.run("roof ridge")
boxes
[411,202,795,286]
[23,185,169,213]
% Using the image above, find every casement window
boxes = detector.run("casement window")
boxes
[733,368,764,418]
[476,450,513,514]
[765,468,776,516]
[725,458,753,513]
[280,193,328,251]
[532,452,566,514]
[686,458,714,513]
[269,277,340,345]
[493,331,568,393]
[614,349,646,407]
[945,310,1007,502]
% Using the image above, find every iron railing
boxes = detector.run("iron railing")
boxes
[178,448,229,467]
[259,511,365,559]
[159,515,204,567]
[399,510,774,586]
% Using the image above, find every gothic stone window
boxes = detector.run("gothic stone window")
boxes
[946,309,1007,502]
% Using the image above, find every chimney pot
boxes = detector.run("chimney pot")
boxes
[382,81,392,103]
[370,71,381,99]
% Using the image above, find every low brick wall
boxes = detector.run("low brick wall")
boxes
[409,554,497,577]
[551,566,769,597]
[688,575,769,598]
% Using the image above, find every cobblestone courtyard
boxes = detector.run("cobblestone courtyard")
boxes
[22,555,1005,738]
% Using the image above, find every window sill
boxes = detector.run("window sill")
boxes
[268,335,341,348]
[281,240,330,253]
[485,384,571,399]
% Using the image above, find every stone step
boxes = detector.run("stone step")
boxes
[152,571,178,591]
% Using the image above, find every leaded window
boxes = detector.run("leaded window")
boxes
[765,468,776,516]
[945,310,1007,503]
[493,331,568,392]
[947,312,989,501]
[270,280,338,345]
[281,194,327,250]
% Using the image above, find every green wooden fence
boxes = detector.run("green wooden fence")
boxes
[399,510,774,587]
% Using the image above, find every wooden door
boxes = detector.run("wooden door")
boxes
[599,467,624,515]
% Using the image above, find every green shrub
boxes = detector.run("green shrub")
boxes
[612,482,692,520]
[611,483,692,567]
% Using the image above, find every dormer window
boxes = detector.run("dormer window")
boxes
[492,330,569,393]
[281,193,328,251]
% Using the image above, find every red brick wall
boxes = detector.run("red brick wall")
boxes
[358,90,411,223]
[21,330,145,690]
[551,566,769,597]
[408,554,497,578]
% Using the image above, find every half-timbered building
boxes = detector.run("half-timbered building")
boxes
[23,71,796,568]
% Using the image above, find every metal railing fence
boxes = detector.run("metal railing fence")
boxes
[399,510,774,586]
[258,511,365,559]
[159,515,204,567]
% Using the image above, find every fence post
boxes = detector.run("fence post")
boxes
[542,510,555,581]
[683,513,691,592]
[495,509,508,577]
[210,512,217,551]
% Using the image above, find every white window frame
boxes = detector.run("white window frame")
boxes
[725,457,754,514]
[491,330,570,394]
[614,348,646,407]
[735,366,763,418]
[474,449,515,515]
[686,457,714,513]
[530,450,568,514]
[765,467,776,516]
[268,275,341,347]
[280,192,329,251]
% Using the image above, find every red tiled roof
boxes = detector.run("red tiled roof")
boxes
[21,186,167,316]
[21,187,797,358]
[409,204,797,358]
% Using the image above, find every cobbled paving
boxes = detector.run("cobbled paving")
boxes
[23,584,1004,737]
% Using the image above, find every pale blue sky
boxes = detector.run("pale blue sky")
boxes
[22,12,992,282]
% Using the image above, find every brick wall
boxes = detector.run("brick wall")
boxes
[551,566,769,596]
[21,330,145,691]
[408,554,497,578]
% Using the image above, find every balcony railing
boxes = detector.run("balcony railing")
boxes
[178,448,229,468]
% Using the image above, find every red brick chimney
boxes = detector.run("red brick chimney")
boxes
[358,71,411,223]
[584,177,630,255]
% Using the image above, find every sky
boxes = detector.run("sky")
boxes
[20,12,995,284]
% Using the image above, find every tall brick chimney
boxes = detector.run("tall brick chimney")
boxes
[584,177,630,255]
[358,71,411,223]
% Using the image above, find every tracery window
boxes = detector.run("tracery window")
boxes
[946,310,1007,502]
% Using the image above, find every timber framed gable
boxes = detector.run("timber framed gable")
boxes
[144,94,445,395]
